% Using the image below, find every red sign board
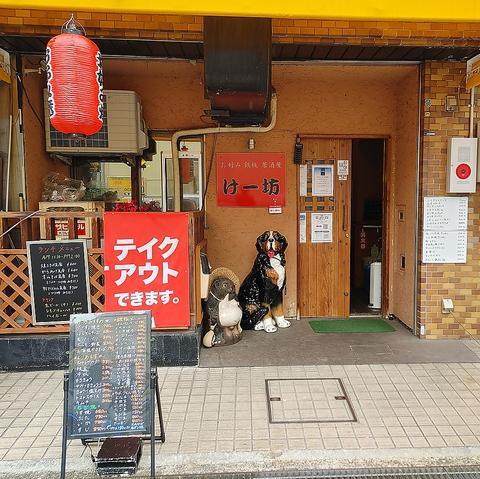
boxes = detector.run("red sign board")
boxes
[217,153,286,207]
[104,212,190,329]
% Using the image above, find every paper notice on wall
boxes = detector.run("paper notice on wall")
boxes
[423,196,468,231]
[299,165,308,196]
[299,212,307,243]
[337,160,349,181]
[311,212,333,243]
[312,165,334,196]
[422,196,468,264]
[422,230,467,263]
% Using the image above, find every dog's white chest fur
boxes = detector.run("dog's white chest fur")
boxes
[270,256,285,289]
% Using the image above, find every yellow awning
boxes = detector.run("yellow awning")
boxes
[1,0,480,22]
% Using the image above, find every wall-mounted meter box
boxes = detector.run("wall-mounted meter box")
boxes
[446,137,477,193]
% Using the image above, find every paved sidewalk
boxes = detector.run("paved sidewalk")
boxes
[2,363,480,477]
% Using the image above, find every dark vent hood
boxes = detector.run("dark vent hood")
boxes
[203,17,272,126]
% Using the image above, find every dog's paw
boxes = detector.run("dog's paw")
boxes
[263,318,278,333]
[275,316,291,328]
[254,320,265,331]
[202,330,215,348]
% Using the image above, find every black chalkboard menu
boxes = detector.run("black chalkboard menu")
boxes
[67,311,151,439]
[27,240,91,325]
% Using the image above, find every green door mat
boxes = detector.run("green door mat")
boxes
[309,318,395,333]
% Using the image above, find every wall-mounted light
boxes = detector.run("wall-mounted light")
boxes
[248,138,255,150]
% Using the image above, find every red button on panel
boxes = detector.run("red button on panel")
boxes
[456,163,471,180]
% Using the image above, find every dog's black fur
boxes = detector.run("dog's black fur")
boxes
[239,231,288,330]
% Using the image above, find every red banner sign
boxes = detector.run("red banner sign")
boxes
[104,212,190,329]
[216,153,286,207]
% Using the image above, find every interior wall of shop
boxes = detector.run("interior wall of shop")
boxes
[21,58,419,322]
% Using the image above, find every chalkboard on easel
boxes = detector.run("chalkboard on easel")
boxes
[27,240,91,325]
[67,311,151,439]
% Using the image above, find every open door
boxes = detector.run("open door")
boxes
[298,138,352,318]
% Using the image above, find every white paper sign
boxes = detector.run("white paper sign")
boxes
[299,165,308,197]
[338,160,349,176]
[423,196,468,231]
[312,165,334,197]
[422,196,468,263]
[422,230,467,263]
[299,212,307,243]
[311,212,333,243]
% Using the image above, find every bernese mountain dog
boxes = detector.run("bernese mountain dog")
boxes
[239,230,290,333]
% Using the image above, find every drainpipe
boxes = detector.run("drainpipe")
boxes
[469,87,475,138]
[171,92,278,211]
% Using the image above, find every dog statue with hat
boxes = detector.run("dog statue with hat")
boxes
[203,267,243,348]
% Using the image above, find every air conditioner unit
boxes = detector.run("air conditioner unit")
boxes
[44,90,148,156]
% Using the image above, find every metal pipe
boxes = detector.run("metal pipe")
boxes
[413,64,423,337]
[470,86,475,138]
[171,92,278,211]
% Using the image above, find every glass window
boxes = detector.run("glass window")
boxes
[144,138,204,212]
[74,137,204,212]
[76,160,132,207]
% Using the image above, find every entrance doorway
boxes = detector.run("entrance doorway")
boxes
[297,137,387,319]
[297,138,352,318]
[350,139,384,315]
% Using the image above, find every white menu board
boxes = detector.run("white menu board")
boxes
[422,196,468,263]
[423,196,468,231]
[422,231,467,263]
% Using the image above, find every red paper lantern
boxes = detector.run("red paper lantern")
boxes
[46,17,103,136]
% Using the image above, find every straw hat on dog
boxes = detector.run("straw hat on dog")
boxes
[208,267,240,291]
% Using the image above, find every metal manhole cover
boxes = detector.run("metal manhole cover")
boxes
[265,378,357,424]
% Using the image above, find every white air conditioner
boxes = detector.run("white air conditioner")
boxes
[44,90,148,155]
[369,262,382,309]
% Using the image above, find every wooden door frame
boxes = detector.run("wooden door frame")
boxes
[296,134,391,318]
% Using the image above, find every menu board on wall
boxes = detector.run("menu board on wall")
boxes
[422,230,467,263]
[423,196,468,231]
[67,311,151,439]
[27,240,91,325]
[422,196,468,263]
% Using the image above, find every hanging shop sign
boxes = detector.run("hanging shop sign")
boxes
[216,153,286,207]
[46,16,104,136]
[104,212,190,328]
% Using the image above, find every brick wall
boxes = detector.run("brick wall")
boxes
[418,61,480,339]
[1,8,480,47]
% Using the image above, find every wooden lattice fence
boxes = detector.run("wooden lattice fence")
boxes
[0,248,104,334]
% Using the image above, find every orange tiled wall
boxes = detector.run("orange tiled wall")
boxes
[1,8,480,47]
[418,61,480,339]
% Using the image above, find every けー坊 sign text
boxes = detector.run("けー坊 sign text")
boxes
[217,153,286,207]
